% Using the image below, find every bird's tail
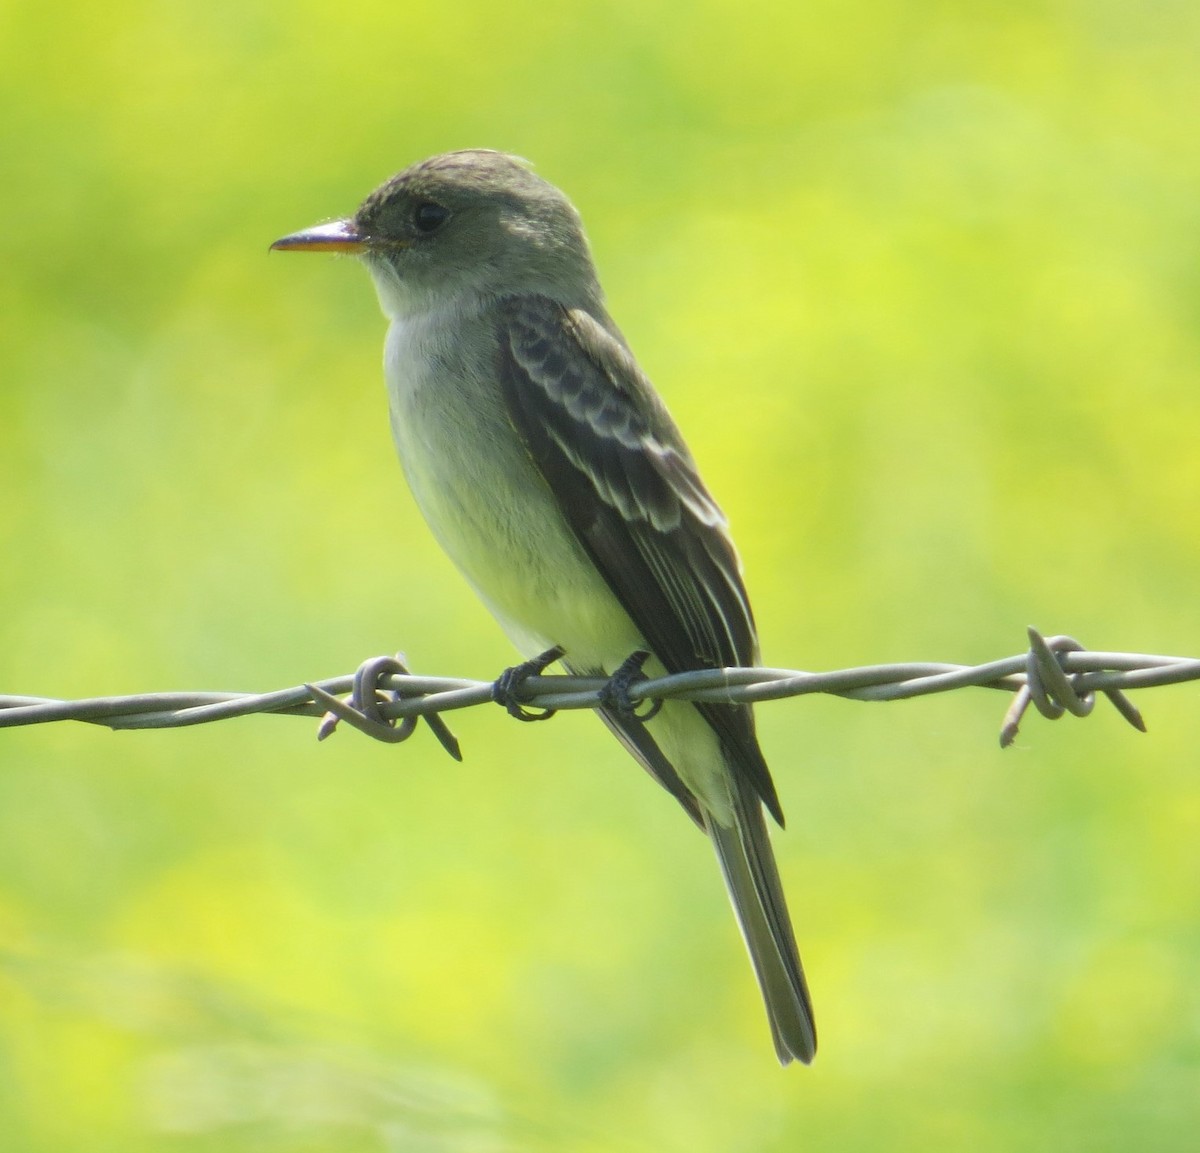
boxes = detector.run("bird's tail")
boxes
[706,774,817,1065]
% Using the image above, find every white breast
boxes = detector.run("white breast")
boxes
[381,304,643,665]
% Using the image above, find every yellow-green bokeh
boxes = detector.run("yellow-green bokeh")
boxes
[3,1,1199,1149]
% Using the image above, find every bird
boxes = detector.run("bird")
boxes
[271,149,816,1064]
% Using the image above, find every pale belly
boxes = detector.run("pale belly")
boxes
[385,317,643,667]
[382,308,733,821]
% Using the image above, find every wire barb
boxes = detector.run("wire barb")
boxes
[307,655,462,761]
[999,628,1147,748]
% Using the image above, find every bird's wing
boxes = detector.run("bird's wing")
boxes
[496,294,782,823]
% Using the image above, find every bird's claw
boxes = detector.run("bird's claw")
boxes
[599,650,662,721]
[492,645,565,721]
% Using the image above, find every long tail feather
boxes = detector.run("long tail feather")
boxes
[707,774,816,1064]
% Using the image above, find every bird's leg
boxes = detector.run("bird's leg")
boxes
[492,645,565,721]
[599,650,663,721]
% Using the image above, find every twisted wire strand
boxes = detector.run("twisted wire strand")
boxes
[2,630,1193,755]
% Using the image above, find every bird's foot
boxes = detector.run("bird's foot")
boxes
[599,650,663,721]
[492,645,565,721]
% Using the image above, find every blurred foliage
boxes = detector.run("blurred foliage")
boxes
[3,0,1200,1149]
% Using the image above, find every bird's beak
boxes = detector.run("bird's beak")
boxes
[270,219,365,253]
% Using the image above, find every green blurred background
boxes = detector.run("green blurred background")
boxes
[3,0,1199,1148]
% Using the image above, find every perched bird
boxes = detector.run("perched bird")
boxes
[272,150,816,1063]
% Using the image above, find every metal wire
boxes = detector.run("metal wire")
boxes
[2,629,1194,756]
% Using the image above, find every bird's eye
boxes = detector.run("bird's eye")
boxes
[413,202,449,233]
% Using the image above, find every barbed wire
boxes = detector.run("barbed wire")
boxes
[3,629,1198,759]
